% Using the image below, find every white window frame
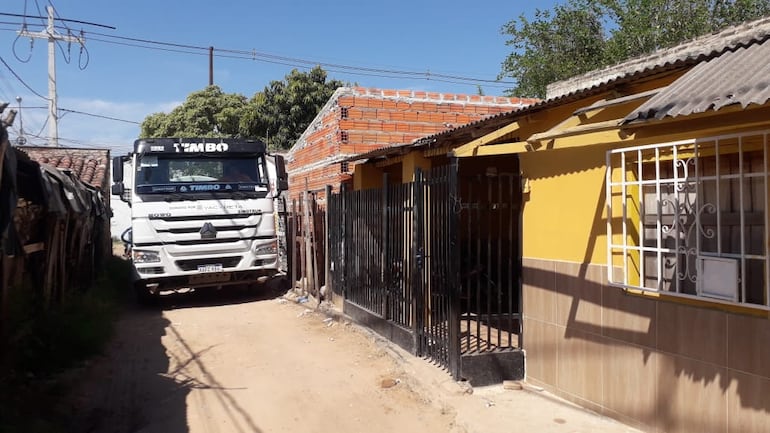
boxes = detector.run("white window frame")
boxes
[606,131,770,309]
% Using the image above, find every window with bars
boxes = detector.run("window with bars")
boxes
[606,131,769,308]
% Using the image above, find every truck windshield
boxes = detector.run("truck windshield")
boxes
[136,156,265,187]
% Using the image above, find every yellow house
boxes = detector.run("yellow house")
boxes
[347,17,770,433]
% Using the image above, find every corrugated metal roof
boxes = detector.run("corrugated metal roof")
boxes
[413,109,524,144]
[346,17,770,163]
[548,16,770,100]
[625,38,770,122]
[344,142,412,162]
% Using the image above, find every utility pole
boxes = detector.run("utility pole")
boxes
[18,6,84,146]
[15,96,26,145]
[209,46,214,86]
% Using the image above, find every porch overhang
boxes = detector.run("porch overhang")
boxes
[452,88,657,158]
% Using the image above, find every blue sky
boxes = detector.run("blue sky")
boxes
[0,0,556,155]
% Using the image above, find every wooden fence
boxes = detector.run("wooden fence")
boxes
[0,103,110,337]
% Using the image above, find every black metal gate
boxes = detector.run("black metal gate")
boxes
[328,159,522,383]
[414,163,460,374]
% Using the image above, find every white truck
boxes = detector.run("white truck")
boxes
[111,137,288,302]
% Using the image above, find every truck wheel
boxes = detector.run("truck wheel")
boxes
[134,281,158,306]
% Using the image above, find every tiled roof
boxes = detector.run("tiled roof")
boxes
[17,146,110,191]
[547,16,770,100]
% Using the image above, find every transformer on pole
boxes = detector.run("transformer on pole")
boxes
[18,6,84,146]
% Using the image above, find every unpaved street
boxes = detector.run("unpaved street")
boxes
[65,289,460,433]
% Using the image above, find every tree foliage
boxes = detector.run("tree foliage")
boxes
[139,86,247,138]
[140,66,347,151]
[500,0,770,98]
[240,66,346,150]
[500,1,607,99]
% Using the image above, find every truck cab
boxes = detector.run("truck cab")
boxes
[112,137,288,302]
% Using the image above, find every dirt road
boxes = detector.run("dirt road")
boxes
[64,288,461,433]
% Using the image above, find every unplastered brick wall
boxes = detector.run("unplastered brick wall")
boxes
[287,87,537,200]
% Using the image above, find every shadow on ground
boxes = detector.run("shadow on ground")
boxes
[152,277,289,310]
[63,278,286,433]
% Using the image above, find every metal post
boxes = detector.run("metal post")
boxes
[303,179,313,295]
[325,185,332,301]
[290,199,297,292]
[310,192,320,299]
[340,183,347,299]
[46,6,57,146]
[209,46,214,86]
[413,169,425,355]
[382,173,389,317]
[15,96,25,145]
[448,158,461,379]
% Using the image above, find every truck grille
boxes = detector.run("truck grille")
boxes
[175,256,242,271]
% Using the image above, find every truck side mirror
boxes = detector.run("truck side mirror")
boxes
[111,183,124,196]
[111,183,131,203]
[112,156,124,182]
[274,155,289,192]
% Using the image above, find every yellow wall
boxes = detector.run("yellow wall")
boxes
[402,152,432,182]
[519,144,611,264]
[353,163,383,190]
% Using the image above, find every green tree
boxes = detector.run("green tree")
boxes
[500,0,607,98]
[240,66,347,150]
[140,67,347,151]
[599,0,770,60]
[140,85,247,138]
[499,0,770,98]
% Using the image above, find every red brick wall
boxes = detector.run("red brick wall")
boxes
[287,87,538,200]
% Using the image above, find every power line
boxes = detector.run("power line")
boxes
[85,36,207,57]
[0,10,115,29]
[0,56,140,125]
[81,30,516,86]
[2,22,512,87]
[15,4,86,146]
[59,107,139,124]
[0,54,48,99]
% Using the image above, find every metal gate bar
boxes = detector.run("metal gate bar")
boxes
[327,160,521,381]
[415,163,460,376]
[385,181,412,328]
[458,171,522,353]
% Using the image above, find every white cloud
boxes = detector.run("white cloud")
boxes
[11,96,183,152]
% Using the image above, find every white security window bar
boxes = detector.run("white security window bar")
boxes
[606,131,770,308]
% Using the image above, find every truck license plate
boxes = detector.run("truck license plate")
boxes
[197,264,223,273]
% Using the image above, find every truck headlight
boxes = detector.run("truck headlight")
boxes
[133,250,161,263]
[253,241,277,255]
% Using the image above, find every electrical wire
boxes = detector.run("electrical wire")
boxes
[0,54,48,100]
[11,1,34,63]
[48,2,90,70]
[2,20,511,87]
[54,136,132,150]
[84,36,207,57]
[2,5,514,131]
[81,31,516,86]
[0,54,138,125]
[59,108,139,124]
